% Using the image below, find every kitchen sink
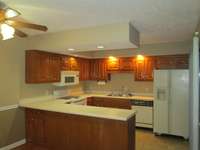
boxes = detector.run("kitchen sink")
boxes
[58,96,80,100]
[106,93,134,97]
[65,99,86,105]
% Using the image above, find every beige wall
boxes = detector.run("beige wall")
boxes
[84,73,153,94]
[0,38,56,147]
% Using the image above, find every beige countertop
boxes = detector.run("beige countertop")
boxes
[19,93,153,121]
[20,98,136,121]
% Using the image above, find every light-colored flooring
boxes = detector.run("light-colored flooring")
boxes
[14,129,189,150]
[136,128,189,150]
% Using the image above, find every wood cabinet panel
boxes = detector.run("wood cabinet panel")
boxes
[155,54,189,69]
[25,109,46,146]
[26,50,61,83]
[107,57,120,71]
[87,97,132,109]
[79,58,90,81]
[61,56,80,71]
[25,108,135,150]
[90,59,110,81]
[134,57,155,81]
[60,55,70,70]
[119,57,134,71]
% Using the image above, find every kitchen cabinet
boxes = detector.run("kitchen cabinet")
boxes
[25,108,135,150]
[61,55,70,70]
[87,97,132,109]
[119,57,134,71]
[26,50,61,83]
[134,56,155,81]
[25,109,46,146]
[155,54,189,69]
[61,55,80,71]
[90,59,110,81]
[79,58,90,81]
[106,57,120,71]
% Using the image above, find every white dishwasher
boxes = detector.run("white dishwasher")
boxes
[131,100,153,129]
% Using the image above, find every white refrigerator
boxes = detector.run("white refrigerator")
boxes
[153,69,189,139]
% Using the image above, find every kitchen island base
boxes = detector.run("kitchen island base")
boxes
[25,108,135,150]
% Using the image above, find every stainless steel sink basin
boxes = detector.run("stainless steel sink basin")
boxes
[106,93,134,97]
[58,96,80,100]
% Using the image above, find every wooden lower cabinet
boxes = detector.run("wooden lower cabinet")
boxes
[25,108,135,150]
[87,97,132,109]
[25,109,46,145]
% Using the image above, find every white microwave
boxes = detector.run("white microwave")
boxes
[53,71,79,86]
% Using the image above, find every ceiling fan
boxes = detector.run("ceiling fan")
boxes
[0,3,48,40]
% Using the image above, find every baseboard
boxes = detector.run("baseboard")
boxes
[0,139,26,150]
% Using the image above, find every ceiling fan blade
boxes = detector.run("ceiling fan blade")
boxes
[15,29,28,38]
[6,20,48,31]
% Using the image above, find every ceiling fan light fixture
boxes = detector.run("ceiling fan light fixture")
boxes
[5,8,20,18]
[1,24,15,40]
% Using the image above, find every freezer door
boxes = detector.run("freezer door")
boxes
[153,70,170,134]
[169,70,189,138]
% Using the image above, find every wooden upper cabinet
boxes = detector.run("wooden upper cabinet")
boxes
[155,54,189,69]
[134,56,155,81]
[26,50,61,83]
[106,57,120,71]
[61,55,70,70]
[61,56,80,71]
[90,59,110,81]
[79,58,90,81]
[119,57,134,71]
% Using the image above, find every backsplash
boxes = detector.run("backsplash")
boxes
[83,73,153,94]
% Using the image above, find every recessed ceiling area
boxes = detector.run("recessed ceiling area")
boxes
[2,0,200,44]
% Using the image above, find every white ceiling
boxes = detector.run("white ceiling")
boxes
[2,0,200,44]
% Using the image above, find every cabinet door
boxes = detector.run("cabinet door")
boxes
[26,50,61,83]
[69,57,80,71]
[90,59,109,81]
[107,57,120,71]
[155,55,189,69]
[155,56,175,69]
[119,58,134,71]
[61,56,80,71]
[61,55,71,70]
[134,57,155,81]
[79,58,90,81]
[49,54,61,82]
[91,59,100,80]
[25,109,46,146]
[98,59,109,81]
[87,97,131,109]
[26,51,42,83]
[45,112,67,149]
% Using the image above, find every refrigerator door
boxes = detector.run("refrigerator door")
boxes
[169,70,189,138]
[153,70,170,134]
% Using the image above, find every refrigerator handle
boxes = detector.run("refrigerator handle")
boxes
[157,89,160,100]
[156,88,167,101]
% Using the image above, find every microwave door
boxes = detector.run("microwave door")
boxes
[65,76,75,85]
